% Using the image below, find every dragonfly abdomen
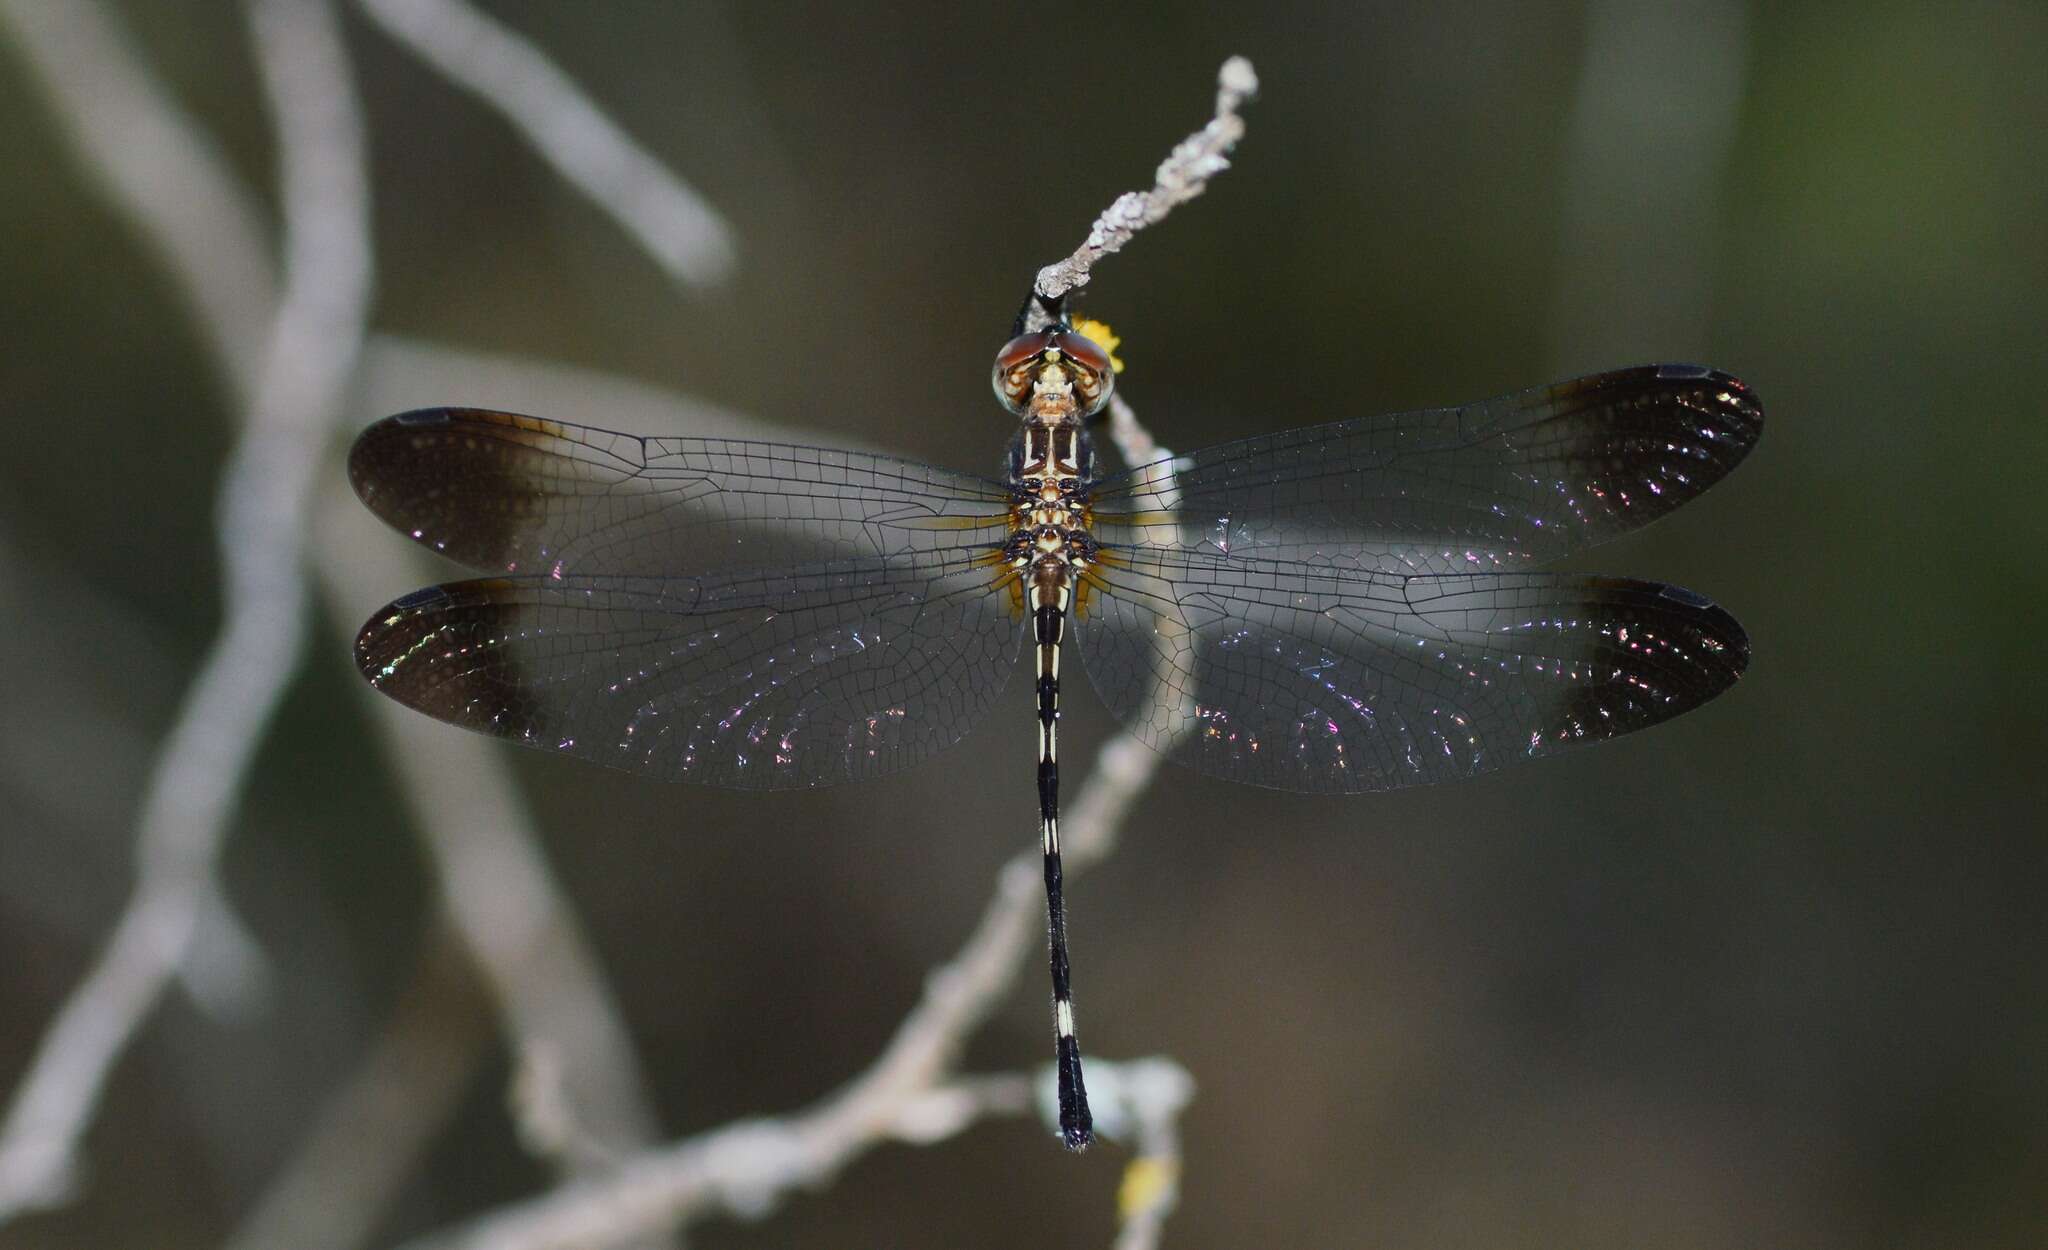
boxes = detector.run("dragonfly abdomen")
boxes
[1029,563,1091,1148]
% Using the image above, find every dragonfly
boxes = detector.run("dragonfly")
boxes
[348,300,1761,1150]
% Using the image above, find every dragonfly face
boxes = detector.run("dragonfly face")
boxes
[992,326,1116,419]
[348,315,1762,1151]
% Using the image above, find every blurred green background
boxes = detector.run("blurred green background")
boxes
[2,2,2044,1247]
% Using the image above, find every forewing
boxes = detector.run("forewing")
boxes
[355,550,1023,788]
[1073,548,1747,793]
[348,408,1014,577]
[1089,365,1762,574]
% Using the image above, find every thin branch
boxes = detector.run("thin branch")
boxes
[357,0,736,289]
[230,318,806,1247]
[393,725,1167,1250]
[1105,392,1176,470]
[1548,0,1748,370]
[221,921,492,1250]
[0,3,683,1234]
[358,333,854,450]
[312,475,670,1165]
[0,0,373,1222]
[1032,56,1258,312]
[1096,1059,1194,1250]
[0,0,275,398]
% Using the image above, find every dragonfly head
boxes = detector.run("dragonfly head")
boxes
[992,326,1115,419]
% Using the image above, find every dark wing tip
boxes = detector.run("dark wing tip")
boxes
[1658,583,1751,679]
[1562,363,1763,433]
[346,407,571,572]
[347,407,486,498]
[348,410,448,511]
[354,580,527,725]
[1577,363,1765,480]
[354,587,442,688]
[389,584,451,610]
[1547,577,1751,753]
[1651,361,1764,439]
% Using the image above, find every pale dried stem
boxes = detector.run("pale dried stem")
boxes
[1101,1059,1194,1250]
[1032,56,1257,311]
[0,0,373,1222]
[360,333,850,450]
[1106,392,1175,470]
[314,475,670,1159]
[357,0,736,289]
[0,0,675,1234]
[222,922,492,1250]
[0,0,275,394]
[1548,0,1748,371]
[392,723,1168,1250]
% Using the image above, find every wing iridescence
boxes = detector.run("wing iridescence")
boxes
[1073,546,1747,794]
[348,408,1015,578]
[1088,365,1761,574]
[355,547,1023,788]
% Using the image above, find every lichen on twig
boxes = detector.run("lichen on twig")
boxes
[1032,55,1258,311]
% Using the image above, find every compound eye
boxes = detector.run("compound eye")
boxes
[991,330,1053,414]
[1054,329,1116,416]
[1055,329,1114,378]
[995,331,1054,371]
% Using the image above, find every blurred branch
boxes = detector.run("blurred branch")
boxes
[0,0,274,397]
[357,0,736,289]
[359,333,856,450]
[223,921,491,1250]
[1031,56,1258,314]
[0,0,695,1234]
[312,474,668,1170]
[272,325,866,1248]
[1097,1059,1193,1250]
[393,728,1168,1250]
[1105,392,1173,471]
[0,0,373,1222]
[1549,0,1748,369]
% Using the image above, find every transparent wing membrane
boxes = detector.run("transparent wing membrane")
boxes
[356,551,1023,788]
[1073,547,1748,793]
[349,407,1015,578]
[1089,365,1761,574]
[347,366,1758,791]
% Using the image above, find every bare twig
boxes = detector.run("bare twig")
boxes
[1032,55,1258,311]
[221,922,492,1250]
[1105,392,1175,471]
[0,0,373,1221]
[1094,1059,1194,1250]
[1,1,686,1233]
[1549,0,1748,370]
[0,0,275,395]
[359,333,857,450]
[313,475,671,1168]
[393,725,1168,1250]
[357,0,736,289]
[241,320,817,1244]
